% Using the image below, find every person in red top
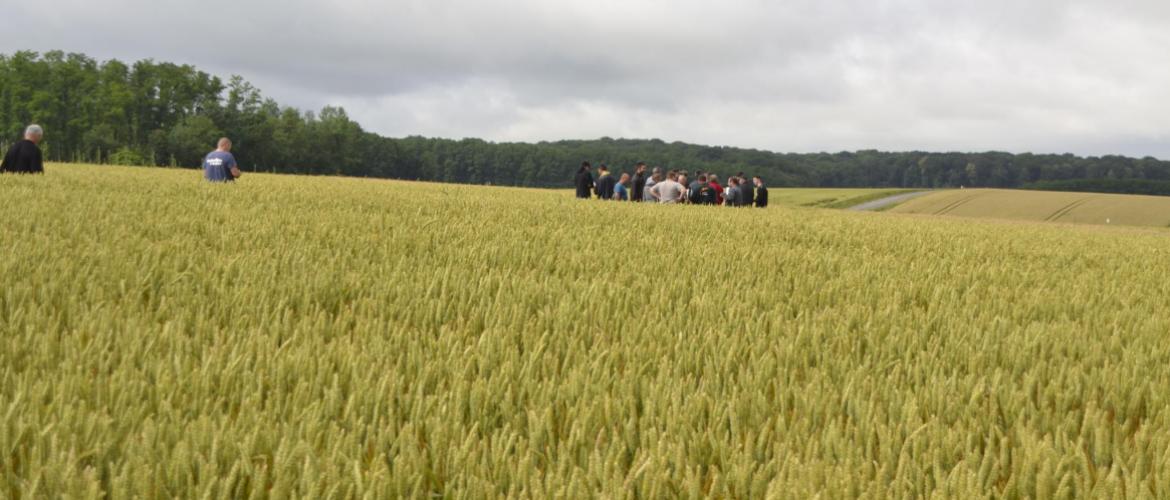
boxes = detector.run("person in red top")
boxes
[707,174,724,205]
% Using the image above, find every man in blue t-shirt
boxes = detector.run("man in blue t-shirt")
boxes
[614,173,630,201]
[203,138,241,182]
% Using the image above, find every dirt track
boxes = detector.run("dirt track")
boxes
[848,191,933,211]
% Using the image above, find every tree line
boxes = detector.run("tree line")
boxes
[4,50,1170,191]
[1021,179,1170,197]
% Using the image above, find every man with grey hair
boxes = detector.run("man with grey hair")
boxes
[202,137,241,182]
[643,166,664,202]
[1,125,45,174]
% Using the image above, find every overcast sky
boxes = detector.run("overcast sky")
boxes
[7,0,1170,157]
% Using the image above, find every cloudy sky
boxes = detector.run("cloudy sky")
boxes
[7,0,1170,157]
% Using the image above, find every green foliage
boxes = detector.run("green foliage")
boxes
[4,164,1170,497]
[108,146,148,166]
[167,115,223,167]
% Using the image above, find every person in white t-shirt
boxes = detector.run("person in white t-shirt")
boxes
[650,171,686,204]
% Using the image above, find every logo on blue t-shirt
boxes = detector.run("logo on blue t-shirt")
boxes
[203,151,237,181]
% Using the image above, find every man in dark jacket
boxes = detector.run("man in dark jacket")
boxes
[630,162,647,202]
[688,175,707,204]
[594,164,617,200]
[699,178,718,205]
[753,176,769,208]
[1,125,45,174]
[574,162,594,199]
[738,172,754,207]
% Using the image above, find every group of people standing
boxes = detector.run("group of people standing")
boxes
[574,161,769,207]
[5,125,765,209]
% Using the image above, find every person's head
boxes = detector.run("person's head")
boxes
[754,175,763,186]
[619,173,630,184]
[579,161,591,173]
[729,177,739,187]
[599,163,608,172]
[635,162,647,173]
[667,171,679,182]
[698,175,707,183]
[217,137,233,152]
[652,166,663,176]
[24,124,43,144]
[709,174,719,183]
[678,174,688,185]
[652,172,663,182]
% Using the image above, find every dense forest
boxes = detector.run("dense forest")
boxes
[4,50,1170,189]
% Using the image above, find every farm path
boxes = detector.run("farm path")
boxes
[847,190,934,211]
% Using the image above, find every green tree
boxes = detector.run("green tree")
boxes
[167,115,222,167]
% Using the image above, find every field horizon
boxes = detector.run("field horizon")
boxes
[4,163,1170,497]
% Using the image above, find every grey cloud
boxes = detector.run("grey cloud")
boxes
[5,0,1170,157]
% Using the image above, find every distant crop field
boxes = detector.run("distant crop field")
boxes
[768,187,915,208]
[890,188,1170,227]
[4,164,1170,498]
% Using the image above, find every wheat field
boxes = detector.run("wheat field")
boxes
[890,188,1170,228]
[3,164,1170,498]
